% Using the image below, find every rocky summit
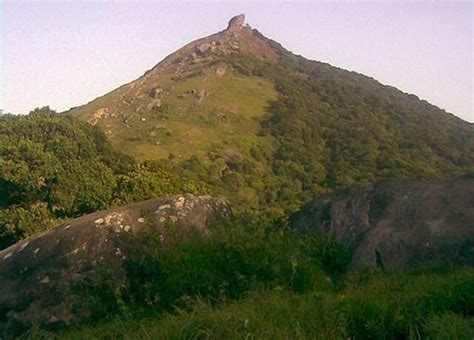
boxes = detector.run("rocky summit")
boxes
[0,194,230,332]
[290,176,474,269]
[227,14,246,30]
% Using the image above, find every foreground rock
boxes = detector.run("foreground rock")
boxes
[291,176,474,269]
[0,194,230,333]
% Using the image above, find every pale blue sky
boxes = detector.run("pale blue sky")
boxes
[1,1,473,122]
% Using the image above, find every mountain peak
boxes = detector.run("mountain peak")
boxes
[65,11,474,199]
[138,13,277,76]
[227,14,245,30]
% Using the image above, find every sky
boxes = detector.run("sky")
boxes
[0,1,473,122]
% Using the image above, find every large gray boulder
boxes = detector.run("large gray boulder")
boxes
[290,176,474,269]
[0,194,230,333]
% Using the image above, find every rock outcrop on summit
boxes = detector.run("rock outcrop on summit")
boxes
[0,194,230,332]
[290,176,474,270]
[227,14,245,30]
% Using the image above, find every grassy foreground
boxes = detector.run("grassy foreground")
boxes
[23,222,474,339]
[41,269,474,339]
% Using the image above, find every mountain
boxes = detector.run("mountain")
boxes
[2,14,474,338]
[66,14,474,213]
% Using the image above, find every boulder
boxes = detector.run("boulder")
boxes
[0,194,230,333]
[290,176,474,269]
[196,42,213,55]
[227,14,245,30]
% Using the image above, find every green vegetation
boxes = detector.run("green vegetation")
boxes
[0,109,208,249]
[67,41,474,214]
[73,220,346,319]
[25,221,474,339]
[69,66,278,161]
[54,23,474,218]
[146,53,474,215]
[2,27,474,338]
[5,94,471,337]
[262,52,473,195]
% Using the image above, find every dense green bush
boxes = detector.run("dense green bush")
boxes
[258,53,474,202]
[0,203,57,249]
[113,162,210,204]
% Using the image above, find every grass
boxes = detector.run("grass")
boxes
[68,64,277,161]
[68,63,283,214]
[21,223,474,339]
[27,265,474,339]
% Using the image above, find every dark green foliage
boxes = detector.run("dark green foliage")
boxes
[0,203,57,249]
[0,109,125,214]
[113,163,210,204]
[301,233,350,277]
[259,53,474,203]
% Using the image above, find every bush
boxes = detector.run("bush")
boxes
[0,203,57,249]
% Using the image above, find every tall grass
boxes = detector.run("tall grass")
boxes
[22,222,474,339]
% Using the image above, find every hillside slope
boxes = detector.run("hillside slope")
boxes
[67,14,474,212]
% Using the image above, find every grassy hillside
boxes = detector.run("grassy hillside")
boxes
[70,66,277,161]
[66,23,474,214]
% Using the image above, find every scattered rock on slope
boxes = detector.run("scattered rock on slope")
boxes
[0,194,230,333]
[290,176,474,269]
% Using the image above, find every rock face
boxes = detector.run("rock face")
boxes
[0,194,230,333]
[290,176,474,269]
[227,14,245,30]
